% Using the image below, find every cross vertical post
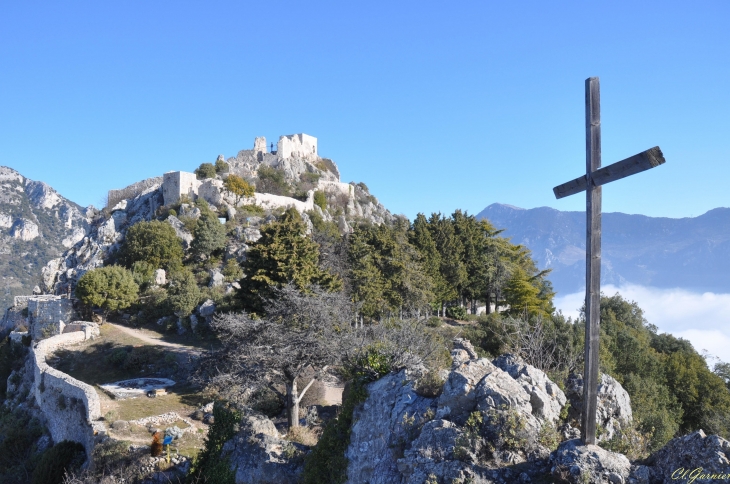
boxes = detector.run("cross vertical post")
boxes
[552,77,666,446]
[583,77,601,445]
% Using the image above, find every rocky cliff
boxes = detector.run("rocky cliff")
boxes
[0,167,91,311]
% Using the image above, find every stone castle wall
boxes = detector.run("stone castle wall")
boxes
[31,326,101,460]
[162,171,201,206]
[277,134,318,160]
[27,296,76,339]
[108,176,163,209]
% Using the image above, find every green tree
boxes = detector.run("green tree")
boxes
[409,213,446,313]
[215,159,229,174]
[167,268,201,317]
[223,174,255,206]
[121,220,184,271]
[239,208,341,313]
[76,266,139,316]
[195,162,217,179]
[349,219,433,320]
[191,211,227,259]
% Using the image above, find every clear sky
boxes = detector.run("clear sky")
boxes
[1,1,728,219]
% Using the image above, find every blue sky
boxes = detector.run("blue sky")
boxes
[1,1,729,219]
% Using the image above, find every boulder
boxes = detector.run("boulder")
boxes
[222,411,305,484]
[154,269,166,285]
[550,439,631,484]
[565,373,632,441]
[643,430,730,484]
[198,299,216,318]
[492,353,567,425]
[179,204,201,220]
[208,268,225,287]
[436,358,499,422]
[166,215,194,249]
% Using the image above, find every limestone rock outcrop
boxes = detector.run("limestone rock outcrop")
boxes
[221,410,306,484]
[550,439,631,484]
[640,430,730,484]
[565,372,633,442]
[0,167,91,310]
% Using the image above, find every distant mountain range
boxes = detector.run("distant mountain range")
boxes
[477,203,730,296]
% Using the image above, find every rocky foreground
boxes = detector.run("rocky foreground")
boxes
[228,339,730,484]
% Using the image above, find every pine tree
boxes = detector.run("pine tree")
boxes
[239,208,341,313]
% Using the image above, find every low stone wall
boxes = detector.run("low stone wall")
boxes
[253,191,314,212]
[31,330,101,460]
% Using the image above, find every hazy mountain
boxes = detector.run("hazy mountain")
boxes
[0,167,91,310]
[477,203,730,296]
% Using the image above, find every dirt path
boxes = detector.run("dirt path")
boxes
[108,323,201,355]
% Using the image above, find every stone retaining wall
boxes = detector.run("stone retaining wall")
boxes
[31,330,101,460]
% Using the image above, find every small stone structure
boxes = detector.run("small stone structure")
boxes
[162,171,201,206]
[27,295,76,339]
[30,324,101,460]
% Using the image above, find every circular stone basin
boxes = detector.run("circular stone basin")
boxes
[100,378,176,399]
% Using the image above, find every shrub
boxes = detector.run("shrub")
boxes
[222,259,243,282]
[192,211,227,258]
[426,316,441,328]
[302,380,368,484]
[195,163,217,179]
[446,305,467,320]
[168,268,201,317]
[313,190,327,210]
[75,266,139,315]
[31,440,85,484]
[120,220,184,271]
[186,402,239,484]
[223,174,255,206]
[256,165,291,196]
[215,159,229,174]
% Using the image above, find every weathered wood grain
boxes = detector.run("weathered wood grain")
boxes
[553,146,665,199]
[582,76,601,446]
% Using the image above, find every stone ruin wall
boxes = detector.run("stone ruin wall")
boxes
[27,296,76,340]
[107,176,163,209]
[277,133,318,161]
[30,326,101,460]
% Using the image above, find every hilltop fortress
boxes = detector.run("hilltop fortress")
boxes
[111,133,351,212]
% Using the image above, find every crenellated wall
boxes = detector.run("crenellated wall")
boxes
[30,326,101,460]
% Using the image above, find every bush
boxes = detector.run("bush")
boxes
[121,220,184,271]
[445,305,467,320]
[302,381,368,484]
[75,266,139,314]
[186,402,239,484]
[256,166,291,196]
[426,316,441,328]
[314,190,327,210]
[215,159,229,174]
[222,259,243,282]
[168,269,201,317]
[31,441,85,484]
[191,212,227,258]
[195,163,217,179]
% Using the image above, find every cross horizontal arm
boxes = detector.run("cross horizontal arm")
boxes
[553,146,665,199]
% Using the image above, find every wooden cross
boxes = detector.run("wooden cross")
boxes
[552,77,666,445]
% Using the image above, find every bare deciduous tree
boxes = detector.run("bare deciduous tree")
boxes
[198,284,354,427]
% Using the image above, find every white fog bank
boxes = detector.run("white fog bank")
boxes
[553,284,730,363]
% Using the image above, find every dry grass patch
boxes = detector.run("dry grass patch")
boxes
[286,426,320,447]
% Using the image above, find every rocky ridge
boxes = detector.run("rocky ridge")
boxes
[37,136,393,297]
[0,167,91,313]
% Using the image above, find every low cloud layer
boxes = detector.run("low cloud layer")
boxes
[554,284,730,363]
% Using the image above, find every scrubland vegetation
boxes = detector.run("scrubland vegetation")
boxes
[4,187,730,484]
